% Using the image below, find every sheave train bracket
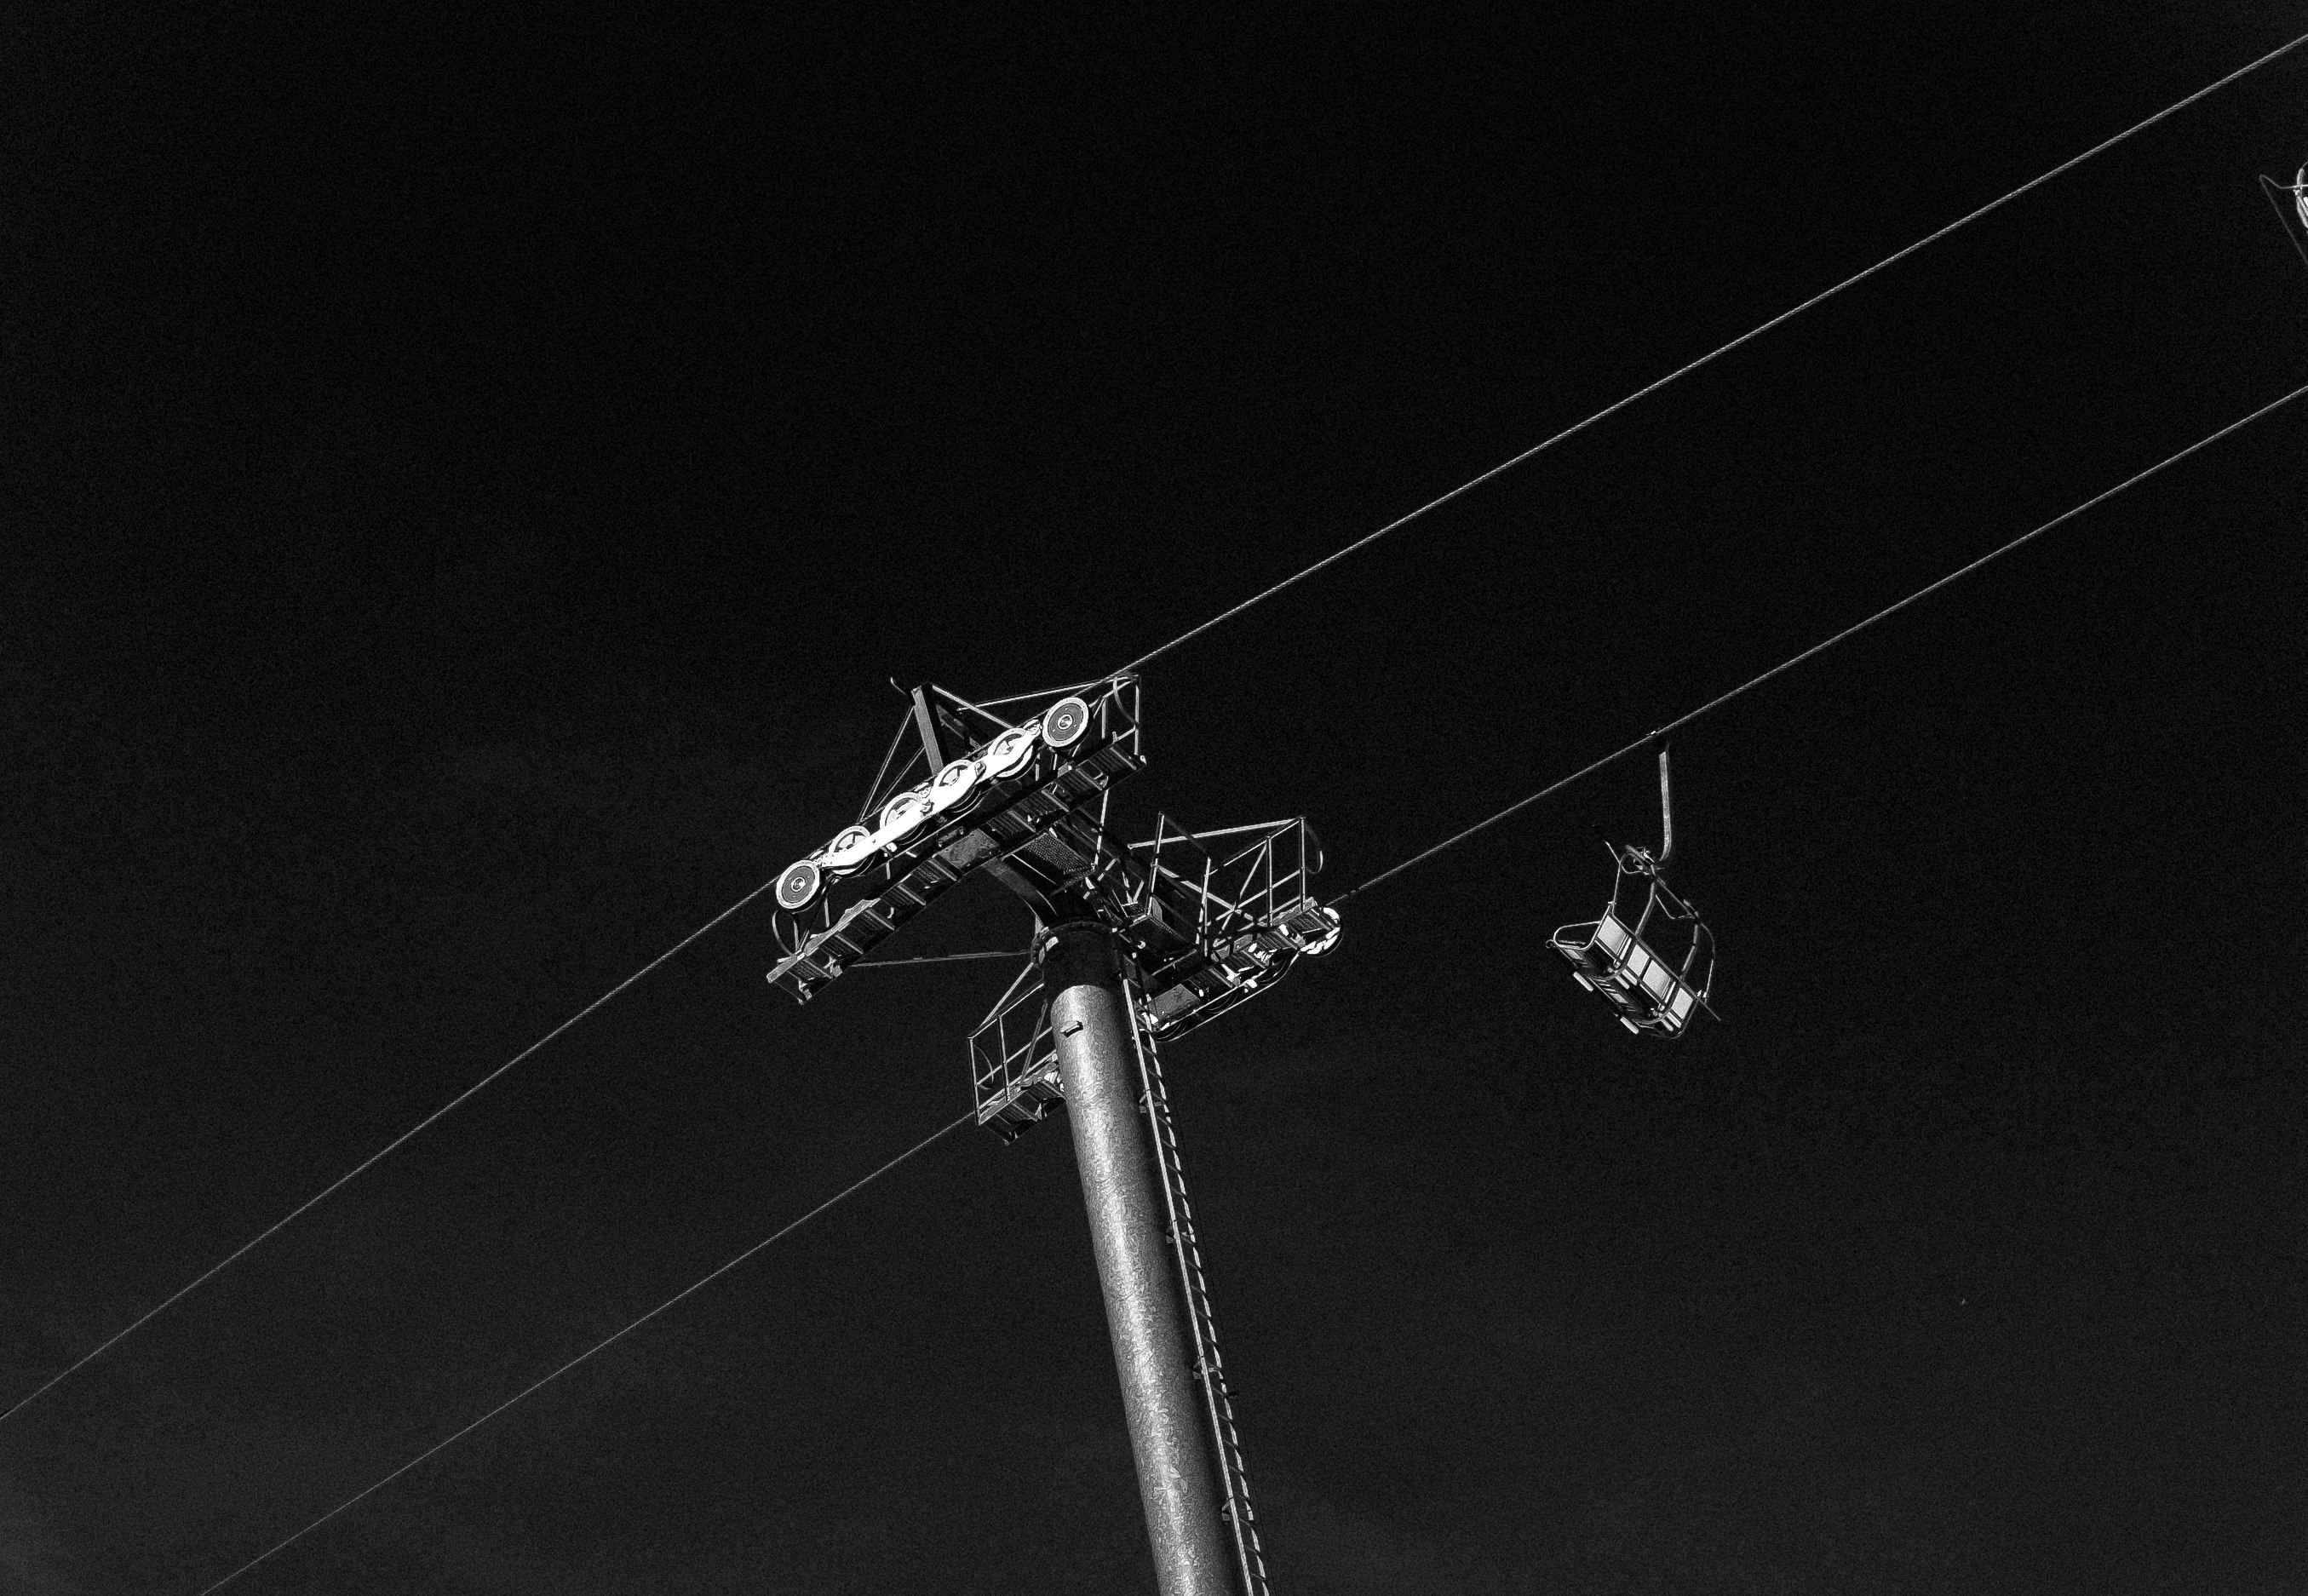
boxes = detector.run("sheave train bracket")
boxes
[762,676,1342,1136]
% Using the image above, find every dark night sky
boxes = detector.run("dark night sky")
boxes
[5,5,2308,1592]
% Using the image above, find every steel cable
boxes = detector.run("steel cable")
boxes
[193,1107,975,1594]
[1335,377,2308,903]
[1,872,789,1426]
[1115,27,2308,680]
[852,948,1029,967]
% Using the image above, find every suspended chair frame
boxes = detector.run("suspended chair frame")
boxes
[2256,165,2308,273]
[1547,748,1719,1040]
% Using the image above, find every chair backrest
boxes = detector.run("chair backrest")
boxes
[1554,836,1717,1036]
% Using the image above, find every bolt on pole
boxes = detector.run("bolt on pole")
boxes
[1042,921,1236,1596]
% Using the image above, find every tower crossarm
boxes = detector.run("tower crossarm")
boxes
[766,678,1141,1002]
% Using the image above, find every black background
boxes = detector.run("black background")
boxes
[6,4,2307,1591]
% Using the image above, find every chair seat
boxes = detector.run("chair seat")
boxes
[1550,912,1702,1038]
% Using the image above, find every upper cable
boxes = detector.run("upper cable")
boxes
[1,870,789,1426]
[1115,27,2308,680]
[1336,377,2308,903]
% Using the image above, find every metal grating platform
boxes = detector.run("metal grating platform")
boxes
[967,816,1340,1139]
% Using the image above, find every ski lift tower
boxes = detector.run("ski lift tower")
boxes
[765,676,1338,1596]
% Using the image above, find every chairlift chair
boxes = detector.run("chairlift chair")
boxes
[1548,748,1718,1039]
[2256,164,2308,273]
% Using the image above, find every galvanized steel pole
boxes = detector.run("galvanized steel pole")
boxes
[1042,921,1235,1596]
